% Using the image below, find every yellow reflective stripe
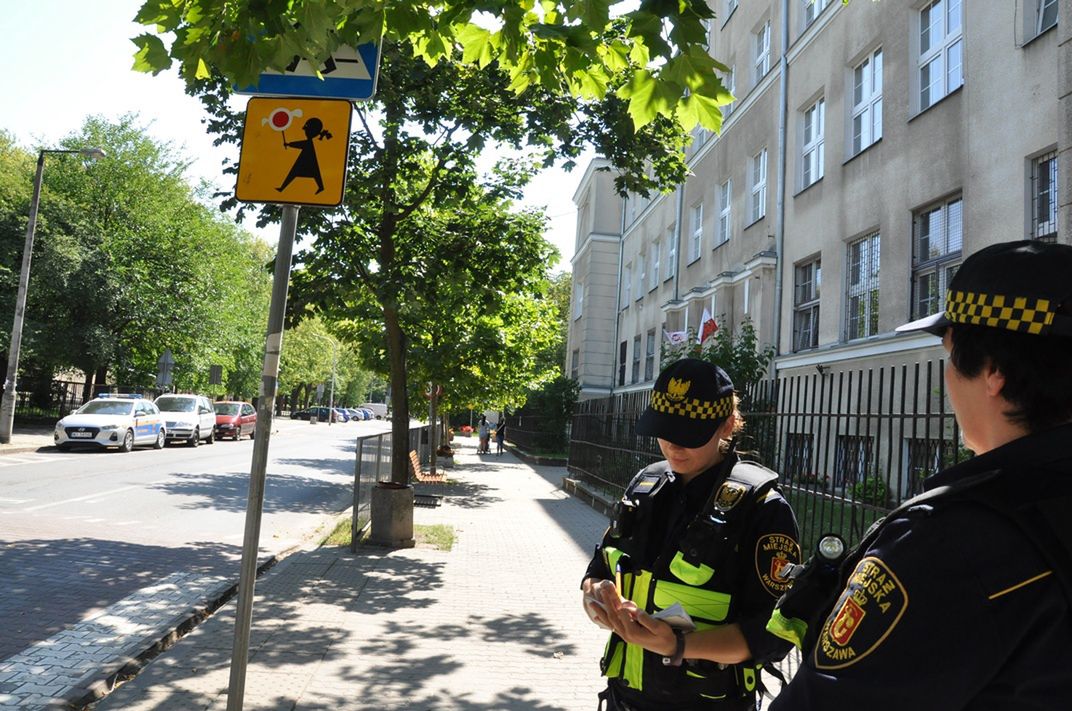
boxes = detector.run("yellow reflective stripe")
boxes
[653,579,732,622]
[669,550,715,585]
[603,546,625,575]
[604,637,625,679]
[766,608,808,649]
[622,570,653,692]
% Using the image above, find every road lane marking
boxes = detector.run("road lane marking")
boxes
[22,478,171,512]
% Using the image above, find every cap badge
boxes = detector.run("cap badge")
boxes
[666,377,690,402]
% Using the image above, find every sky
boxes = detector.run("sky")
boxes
[0,1,581,271]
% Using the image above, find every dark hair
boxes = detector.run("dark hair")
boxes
[949,324,1072,432]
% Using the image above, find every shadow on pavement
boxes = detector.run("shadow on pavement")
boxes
[0,538,240,663]
[148,471,351,513]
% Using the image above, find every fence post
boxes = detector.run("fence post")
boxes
[351,438,364,554]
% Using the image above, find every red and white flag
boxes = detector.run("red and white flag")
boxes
[699,308,719,346]
[664,329,688,346]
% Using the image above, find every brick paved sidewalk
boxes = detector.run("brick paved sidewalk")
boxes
[92,435,612,710]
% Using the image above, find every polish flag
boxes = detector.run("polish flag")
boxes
[699,308,719,345]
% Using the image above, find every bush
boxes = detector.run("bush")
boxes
[852,476,890,506]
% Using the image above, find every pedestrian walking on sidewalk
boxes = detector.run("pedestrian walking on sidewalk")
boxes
[769,240,1072,710]
[477,415,490,454]
[581,358,800,711]
[495,421,506,455]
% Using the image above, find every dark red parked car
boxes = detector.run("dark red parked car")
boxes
[213,401,257,440]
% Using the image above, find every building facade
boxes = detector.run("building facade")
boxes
[567,0,1068,397]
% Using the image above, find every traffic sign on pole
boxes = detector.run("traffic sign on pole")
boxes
[234,43,381,101]
[235,97,352,207]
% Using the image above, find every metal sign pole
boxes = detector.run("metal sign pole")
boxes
[226,204,299,711]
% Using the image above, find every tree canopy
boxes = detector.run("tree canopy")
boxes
[133,0,733,133]
[0,120,272,400]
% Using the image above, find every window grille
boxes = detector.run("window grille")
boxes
[912,197,962,319]
[846,233,880,340]
[1031,152,1058,242]
[793,258,821,351]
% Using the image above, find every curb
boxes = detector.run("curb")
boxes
[68,551,288,710]
[503,443,567,467]
[561,476,615,518]
[0,444,52,456]
[67,503,351,711]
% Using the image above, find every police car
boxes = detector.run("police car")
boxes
[54,394,165,452]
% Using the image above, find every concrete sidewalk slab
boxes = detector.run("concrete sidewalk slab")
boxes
[92,436,612,710]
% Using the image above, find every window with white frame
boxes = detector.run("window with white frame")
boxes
[1037,0,1058,35]
[755,22,771,83]
[912,197,962,319]
[572,279,583,320]
[636,253,645,300]
[852,48,883,155]
[631,334,642,383]
[802,98,825,187]
[793,257,821,352]
[645,329,656,381]
[689,202,704,262]
[918,0,963,112]
[1032,151,1058,242]
[846,233,880,340]
[664,225,676,280]
[803,0,828,28]
[724,0,739,19]
[750,149,767,222]
[649,241,660,290]
[622,263,632,308]
[718,180,732,246]
[723,66,736,116]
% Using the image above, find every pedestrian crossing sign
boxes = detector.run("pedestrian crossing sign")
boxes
[235,97,352,207]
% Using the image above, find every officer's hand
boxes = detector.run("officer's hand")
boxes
[606,602,677,656]
[581,578,617,629]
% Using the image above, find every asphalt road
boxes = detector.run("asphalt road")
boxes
[0,417,389,663]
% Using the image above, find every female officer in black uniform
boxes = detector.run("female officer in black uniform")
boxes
[581,358,800,711]
[770,240,1072,709]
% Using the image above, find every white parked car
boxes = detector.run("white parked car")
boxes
[155,394,217,446]
[359,402,388,419]
[54,395,165,452]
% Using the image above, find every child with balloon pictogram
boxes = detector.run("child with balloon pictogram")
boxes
[262,107,334,194]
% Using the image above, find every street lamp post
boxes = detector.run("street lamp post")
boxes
[310,333,338,425]
[0,147,105,444]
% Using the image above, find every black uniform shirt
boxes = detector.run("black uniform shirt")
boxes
[585,455,800,687]
[772,425,1072,710]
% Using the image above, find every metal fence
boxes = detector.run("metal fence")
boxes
[568,359,966,552]
[351,425,428,552]
[502,413,569,454]
[10,380,88,420]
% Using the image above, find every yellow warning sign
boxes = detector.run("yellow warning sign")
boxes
[236,97,352,207]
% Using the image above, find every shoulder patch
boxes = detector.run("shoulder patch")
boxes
[755,533,801,597]
[715,481,748,512]
[814,556,909,670]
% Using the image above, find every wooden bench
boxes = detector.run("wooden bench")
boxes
[409,450,445,508]
[409,450,446,483]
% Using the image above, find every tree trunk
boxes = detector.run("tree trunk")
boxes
[384,303,409,484]
[81,367,96,402]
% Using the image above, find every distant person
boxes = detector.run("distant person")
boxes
[477,415,490,454]
[495,421,506,455]
[769,240,1072,709]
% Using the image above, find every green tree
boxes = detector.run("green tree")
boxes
[133,0,732,133]
[0,119,272,400]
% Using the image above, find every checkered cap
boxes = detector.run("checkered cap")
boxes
[897,240,1072,338]
[636,358,735,448]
